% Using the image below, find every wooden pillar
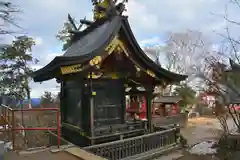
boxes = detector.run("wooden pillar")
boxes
[60,82,64,123]
[89,72,95,145]
[122,83,126,123]
[146,86,153,132]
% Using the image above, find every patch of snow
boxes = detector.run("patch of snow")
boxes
[4,142,13,152]
[0,125,9,130]
[189,141,217,155]
[0,125,9,135]
[188,111,200,118]
[229,126,240,135]
[227,119,236,131]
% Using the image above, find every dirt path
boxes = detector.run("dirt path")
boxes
[155,117,224,160]
[181,117,222,146]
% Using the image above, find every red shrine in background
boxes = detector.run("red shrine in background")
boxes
[152,96,181,117]
[126,95,147,120]
[126,95,182,120]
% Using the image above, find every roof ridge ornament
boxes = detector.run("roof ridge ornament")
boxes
[91,0,128,21]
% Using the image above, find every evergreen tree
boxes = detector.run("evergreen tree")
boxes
[0,36,38,108]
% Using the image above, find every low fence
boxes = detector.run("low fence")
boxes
[0,104,61,151]
[83,128,179,160]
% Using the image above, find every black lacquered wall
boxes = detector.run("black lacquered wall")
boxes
[92,79,125,127]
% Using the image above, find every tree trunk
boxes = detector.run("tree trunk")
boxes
[27,89,31,109]
[24,80,31,109]
[168,85,173,95]
[217,115,229,134]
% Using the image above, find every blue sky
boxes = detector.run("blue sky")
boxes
[8,0,240,97]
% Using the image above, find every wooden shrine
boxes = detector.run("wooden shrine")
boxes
[152,96,187,128]
[153,96,182,117]
[32,0,187,157]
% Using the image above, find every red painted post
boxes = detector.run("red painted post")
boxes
[11,110,15,151]
[5,107,61,150]
[57,109,61,149]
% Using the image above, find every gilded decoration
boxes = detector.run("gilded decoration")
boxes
[105,37,158,79]
[92,0,128,20]
[87,72,103,79]
[100,72,119,79]
[93,0,110,20]
[146,69,156,78]
[86,72,119,79]
[89,56,102,66]
[105,36,129,56]
[135,65,141,72]
[60,64,82,75]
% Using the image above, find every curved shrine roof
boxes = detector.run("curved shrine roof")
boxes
[32,15,187,83]
[63,17,121,57]
[153,96,182,104]
[32,16,121,82]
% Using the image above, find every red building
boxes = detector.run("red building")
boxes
[199,92,215,107]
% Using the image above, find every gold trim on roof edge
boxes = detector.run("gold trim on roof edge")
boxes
[60,64,82,75]
[60,36,157,79]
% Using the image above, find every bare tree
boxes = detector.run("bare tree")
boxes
[202,0,240,133]
[144,46,162,65]
[164,30,213,75]
[212,0,240,63]
[0,1,20,36]
[144,46,166,95]
[145,31,213,95]
[197,54,240,134]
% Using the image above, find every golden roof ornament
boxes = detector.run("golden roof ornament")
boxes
[91,0,128,21]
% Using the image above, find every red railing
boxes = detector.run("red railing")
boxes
[0,104,61,150]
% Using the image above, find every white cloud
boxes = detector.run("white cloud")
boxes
[125,1,160,33]
[30,52,62,98]
[45,52,62,62]
[30,80,59,98]
[34,37,43,46]
[31,64,44,71]
[35,52,63,66]
[86,11,94,21]
[20,0,84,16]
[139,37,164,47]
[125,0,232,35]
